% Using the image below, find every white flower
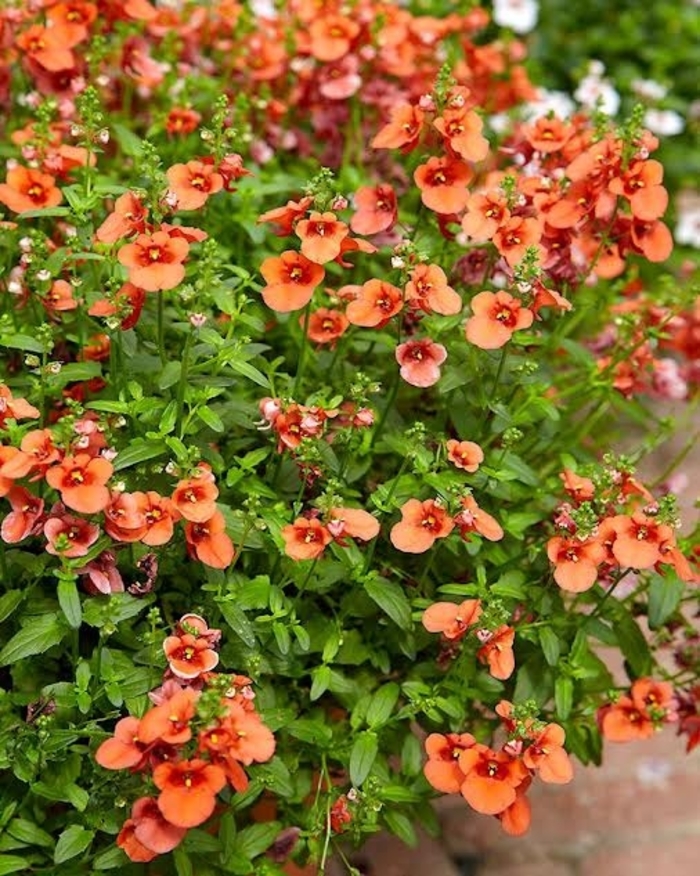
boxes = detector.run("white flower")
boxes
[492,0,539,33]
[575,75,620,116]
[675,202,700,248]
[643,108,685,136]
[525,88,575,120]
[631,78,668,101]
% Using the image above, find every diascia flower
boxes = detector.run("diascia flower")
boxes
[350,184,398,235]
[465,291,534,350]
[396,339,447,388]
[390,498,455,553]
[371,103,425,152]
[295,211,349,264]
[458,744,529,815]
[305,307,349,345]
[117,230,189,291]
[45,454,113,514]
[0,166,62,213]
[345,279,403,328]
[477,625,516,680]
[405,264,462,316]
[166,160,224,211]
[117,797,186,862]
[422,599,482,640]
[152,758,227,829]
[446,439,484,472]
[281,518,332,561]
[546,535,607,592]
[259,251,324,312]
[184,511,235,568]
[414,155,472,214]
[423,732,476,793]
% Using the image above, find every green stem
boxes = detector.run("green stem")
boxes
[371,369,401,449]
[292,304,311,399]
[176,334,194,437]
[157,294,166,365]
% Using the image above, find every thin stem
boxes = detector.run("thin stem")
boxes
[371,369,400,449]
[157,293,166,365]
[176,333,194,438]
[292,303,311,399]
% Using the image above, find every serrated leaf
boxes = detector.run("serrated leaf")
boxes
[365,577,412,630]
[0,614,65,665]
[349,731,378,786]
[57,579,82,629]
[54,826,93,864]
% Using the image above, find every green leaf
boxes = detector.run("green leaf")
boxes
[287,718,333,746]
[554,676,573,720]
[50,362,102,387]
[401,733,423,777]
[158,361,182,390]
[236,822,280,859]
[15,207,72,219]
[648,573,685,630]
[6,818,53,848]
[197,405,225,433]
[54,826,94,864]
[217,601,256,648]
[0,334,45,354]
[159,400,178,435]
[384,810,417,847]
[113,441,168,471]
[616,611,652,677]
[112,123,143,157]
[0,855,29,875]
[538,626,560,667]
[93,847,128,869]
[0,592,24,624]
[365,577,412,630]
[173,847,193,876]
[310,665,331,702]
[349,731,378,786]
[0,614,65,665]
[228,358,270,388]
[57,579,82,629]
[366,683,400,728]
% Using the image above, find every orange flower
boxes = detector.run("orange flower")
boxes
[88,282,146,330]
[327,507,380,543]
[0,386,40,426]
[260,251,324,312]
[629,218,673,262]
[305,308,349,345]
[117,230,189,291]
[1,487,44,544]
[44,513,100,558]
[308,14,360,62]
[499,790,532,837]
[546,535,607,593]
[405,264,462,316]
[414,156,472,214]
[45,453,113,513]
[166,107,202,136]
[217,701,276,765]
[15,24,77,72]
[0,166,62,214]
[171,473,219,523]
[522,724,573,784]
[184,511,235,568]
[166,160,224,211]
[560,469,595,503]
[295,212,349,264]
[281,518,332,561]
[609,159,667,222]
[607,512,674,569]
[139,689,199,745]
[350,184,398,235]
[423,732,476,793]
[95,192,147,243]
[0,428,61,480]
[116,818,158,863]
[422,599,482,640]
[95,716,148,771]
[163,632,219,679]
[345,279,403,328]
[153,758,227,828]
[446,439,483,472]
[523,117,573,153]
[600,696,655,742]
[492,216,542,266]
[396,338,447,387]
[46,2,98,44]
[258,196,314,236]
[104,491,148,542]
[43,279,78,313]
[454,495,503,541]
[433,107,489,163]
[465,291,534,350]
[121,797,186,859]
[371,103,425,152]
[461,191,510,241]
[477,625,515,680]
[458,744,528,815]
[390,498,455,554]
[139,491,178,546]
